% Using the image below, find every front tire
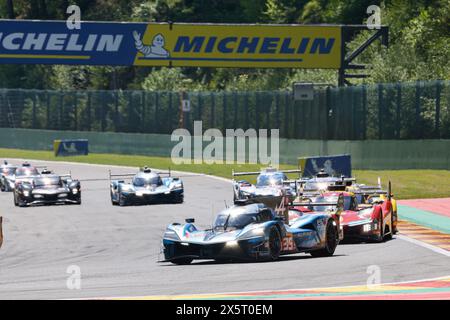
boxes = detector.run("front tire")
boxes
[119,193,127,206]
[310,220,337,257]
[267,226,281,261]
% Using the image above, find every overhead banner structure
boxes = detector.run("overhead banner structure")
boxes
[0,20,341,68]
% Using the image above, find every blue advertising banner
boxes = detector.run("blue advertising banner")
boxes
[299,154,352,178]
[0,20,342,68]
[54,139,88,157]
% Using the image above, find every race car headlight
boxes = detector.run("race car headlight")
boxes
[163,230,180,241]
[363,223,372,232]
[135,191,144,196]
[58,193,68,198]
[34,194,43,199]
[23,190,30,197]
[72,189,78,194]
[239,227,265,240]
[225,240,239,247]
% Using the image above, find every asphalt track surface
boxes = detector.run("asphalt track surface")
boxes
[0,160,448,299]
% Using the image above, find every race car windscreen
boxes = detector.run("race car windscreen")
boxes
[15,167,39,177]
[213,213,258,230]
[1,167,16,176]
[256,173,287,187]
[34,177,62,187]
[133,176,162,187]
[304,181,331,191]
[306,195,352,212]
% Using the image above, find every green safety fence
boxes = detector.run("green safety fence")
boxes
[0,80,448,140]
[0,128,448,170]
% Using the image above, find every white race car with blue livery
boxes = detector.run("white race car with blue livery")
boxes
[110,166,184,206]
[161,199,343,265]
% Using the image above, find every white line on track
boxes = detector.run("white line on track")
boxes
[396,234,450,257]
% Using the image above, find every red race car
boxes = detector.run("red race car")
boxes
[290,189,394,243]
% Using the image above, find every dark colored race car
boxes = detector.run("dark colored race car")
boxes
[232,167,301,207]
[14,170,81,207]
[161,201,342,265]
[110,166,184,206]
[0,161,17,192]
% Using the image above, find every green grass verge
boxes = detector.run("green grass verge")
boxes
[1,148,449,200]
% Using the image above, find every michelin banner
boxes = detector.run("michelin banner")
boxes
[0,20,341,68]
[299,154,352,178]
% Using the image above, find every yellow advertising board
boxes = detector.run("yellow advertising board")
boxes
[133,23,342,68]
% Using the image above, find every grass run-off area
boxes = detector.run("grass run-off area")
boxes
[1,148,449,200]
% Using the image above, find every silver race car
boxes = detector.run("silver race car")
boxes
[110,166,184,206]
[232,167,301,207]
[0,161,17,192]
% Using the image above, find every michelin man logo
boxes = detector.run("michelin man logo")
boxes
[312,159,336,176]
[133,31,170,58]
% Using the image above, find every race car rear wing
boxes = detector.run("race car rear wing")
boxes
[291,193,345,215]
[108,167,172,180]
[232,168,301,177]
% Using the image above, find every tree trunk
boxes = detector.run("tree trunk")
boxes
[6,0,15,19]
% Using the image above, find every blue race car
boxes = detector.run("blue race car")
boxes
[161,199,342,265]
[110,166,184,206]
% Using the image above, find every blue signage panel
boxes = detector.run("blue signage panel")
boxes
[54,139,89,157]
[299,154,352,178]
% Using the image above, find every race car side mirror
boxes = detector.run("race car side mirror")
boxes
[185,218,195,223]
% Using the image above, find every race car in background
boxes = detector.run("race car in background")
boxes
[110,166,184,206]
[161,201,342,265]
[347,179,398,234]
[293,188,394,242]
[0,161,17,192]
[14,169,81,207]
[299,169,355,196]
[232,167,301,207]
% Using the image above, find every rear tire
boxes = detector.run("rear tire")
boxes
[310,220,337,257]
[267,226,281,261]
[171,258,193,265]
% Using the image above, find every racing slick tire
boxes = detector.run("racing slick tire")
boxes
[0,183,5,192]
[267,226,281,261]
[13,192,18,207]
[310,220,337,257]
[172,194,184,204]
[118,193,128,207]
[171,258,193,265]
[384,210,394,241]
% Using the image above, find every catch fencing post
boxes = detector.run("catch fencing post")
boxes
[378,83,383,139]
[395,83,401,139]
[435,80,441,138]
[415,81,422,138]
